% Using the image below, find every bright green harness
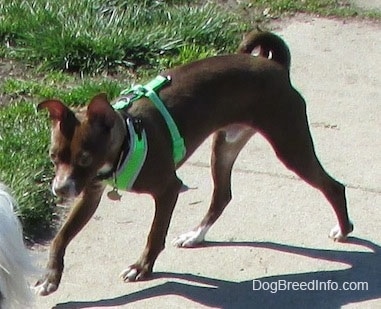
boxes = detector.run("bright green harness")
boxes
[110,75,186,190]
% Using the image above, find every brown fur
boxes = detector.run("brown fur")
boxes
[35,30,352,295]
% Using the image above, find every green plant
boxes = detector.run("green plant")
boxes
[0,0,245,74]
[0,101,54,239]
[3,77,124,105]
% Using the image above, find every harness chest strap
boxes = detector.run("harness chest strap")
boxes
[111,118,148,190]
[136,78,186,164]
[110,75,186,191]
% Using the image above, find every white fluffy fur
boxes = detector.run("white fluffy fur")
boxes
[0,183,36,309]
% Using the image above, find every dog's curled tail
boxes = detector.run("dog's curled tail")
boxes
[237,29,291,70]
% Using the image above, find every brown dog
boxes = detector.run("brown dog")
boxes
[35,30,353,295]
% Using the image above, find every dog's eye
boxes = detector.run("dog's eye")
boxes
[77,152,93,167]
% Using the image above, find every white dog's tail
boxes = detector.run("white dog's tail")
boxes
[0,184,37,309]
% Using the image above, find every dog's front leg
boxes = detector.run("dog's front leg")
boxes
[120,176,182,282]
[35,181,105,296]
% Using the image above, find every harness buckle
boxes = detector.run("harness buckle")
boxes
[132,118,144,140]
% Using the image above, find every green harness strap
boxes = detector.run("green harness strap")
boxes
[116,75,186,165]
[111,118,148,190]
[110,75,186,190]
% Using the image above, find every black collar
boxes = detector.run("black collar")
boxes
[96,112,145,182]
[95,112,130,181]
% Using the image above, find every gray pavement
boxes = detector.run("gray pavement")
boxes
[353,0,381,10]
[33,16,381,309]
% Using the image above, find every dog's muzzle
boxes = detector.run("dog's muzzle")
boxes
[52,176,77,198]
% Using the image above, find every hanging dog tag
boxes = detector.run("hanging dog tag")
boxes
[107,187,122,201]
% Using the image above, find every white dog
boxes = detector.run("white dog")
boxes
[0,183,36,309]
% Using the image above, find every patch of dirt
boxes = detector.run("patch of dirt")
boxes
[0,58,36,106]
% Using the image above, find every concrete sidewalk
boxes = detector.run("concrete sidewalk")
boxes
[34,17,381,309]
[353,0,381,10]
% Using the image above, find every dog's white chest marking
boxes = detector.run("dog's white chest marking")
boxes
[224,124,253,143]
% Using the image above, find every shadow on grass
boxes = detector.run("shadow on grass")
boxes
[53,237,380,309]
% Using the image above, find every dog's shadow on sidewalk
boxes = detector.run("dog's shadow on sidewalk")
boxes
[54,237,380,309]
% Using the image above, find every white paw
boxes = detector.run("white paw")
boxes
[120,267,138,282]
[329,222,353,242]
[34,279,58,296]
[172,226,209,248]
[119,264,151,282]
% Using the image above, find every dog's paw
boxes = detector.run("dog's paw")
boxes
[329,222,354,242]
[172,226,209,248]
[34,269,62,296]
[119,264,151,282]
[34,279,58,296]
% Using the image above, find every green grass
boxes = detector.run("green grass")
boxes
[0,0,379,240]
[0,0,245,74]
[3,75,124,106]
[1,0,379,74]
[0,101,53,238]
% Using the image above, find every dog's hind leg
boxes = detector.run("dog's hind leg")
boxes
[262,93,353,241]
[173,125,255,247]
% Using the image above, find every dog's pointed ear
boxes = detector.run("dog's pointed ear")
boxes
[87,93,116,129]
[38,99,72,122]
[38,99,79,139]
